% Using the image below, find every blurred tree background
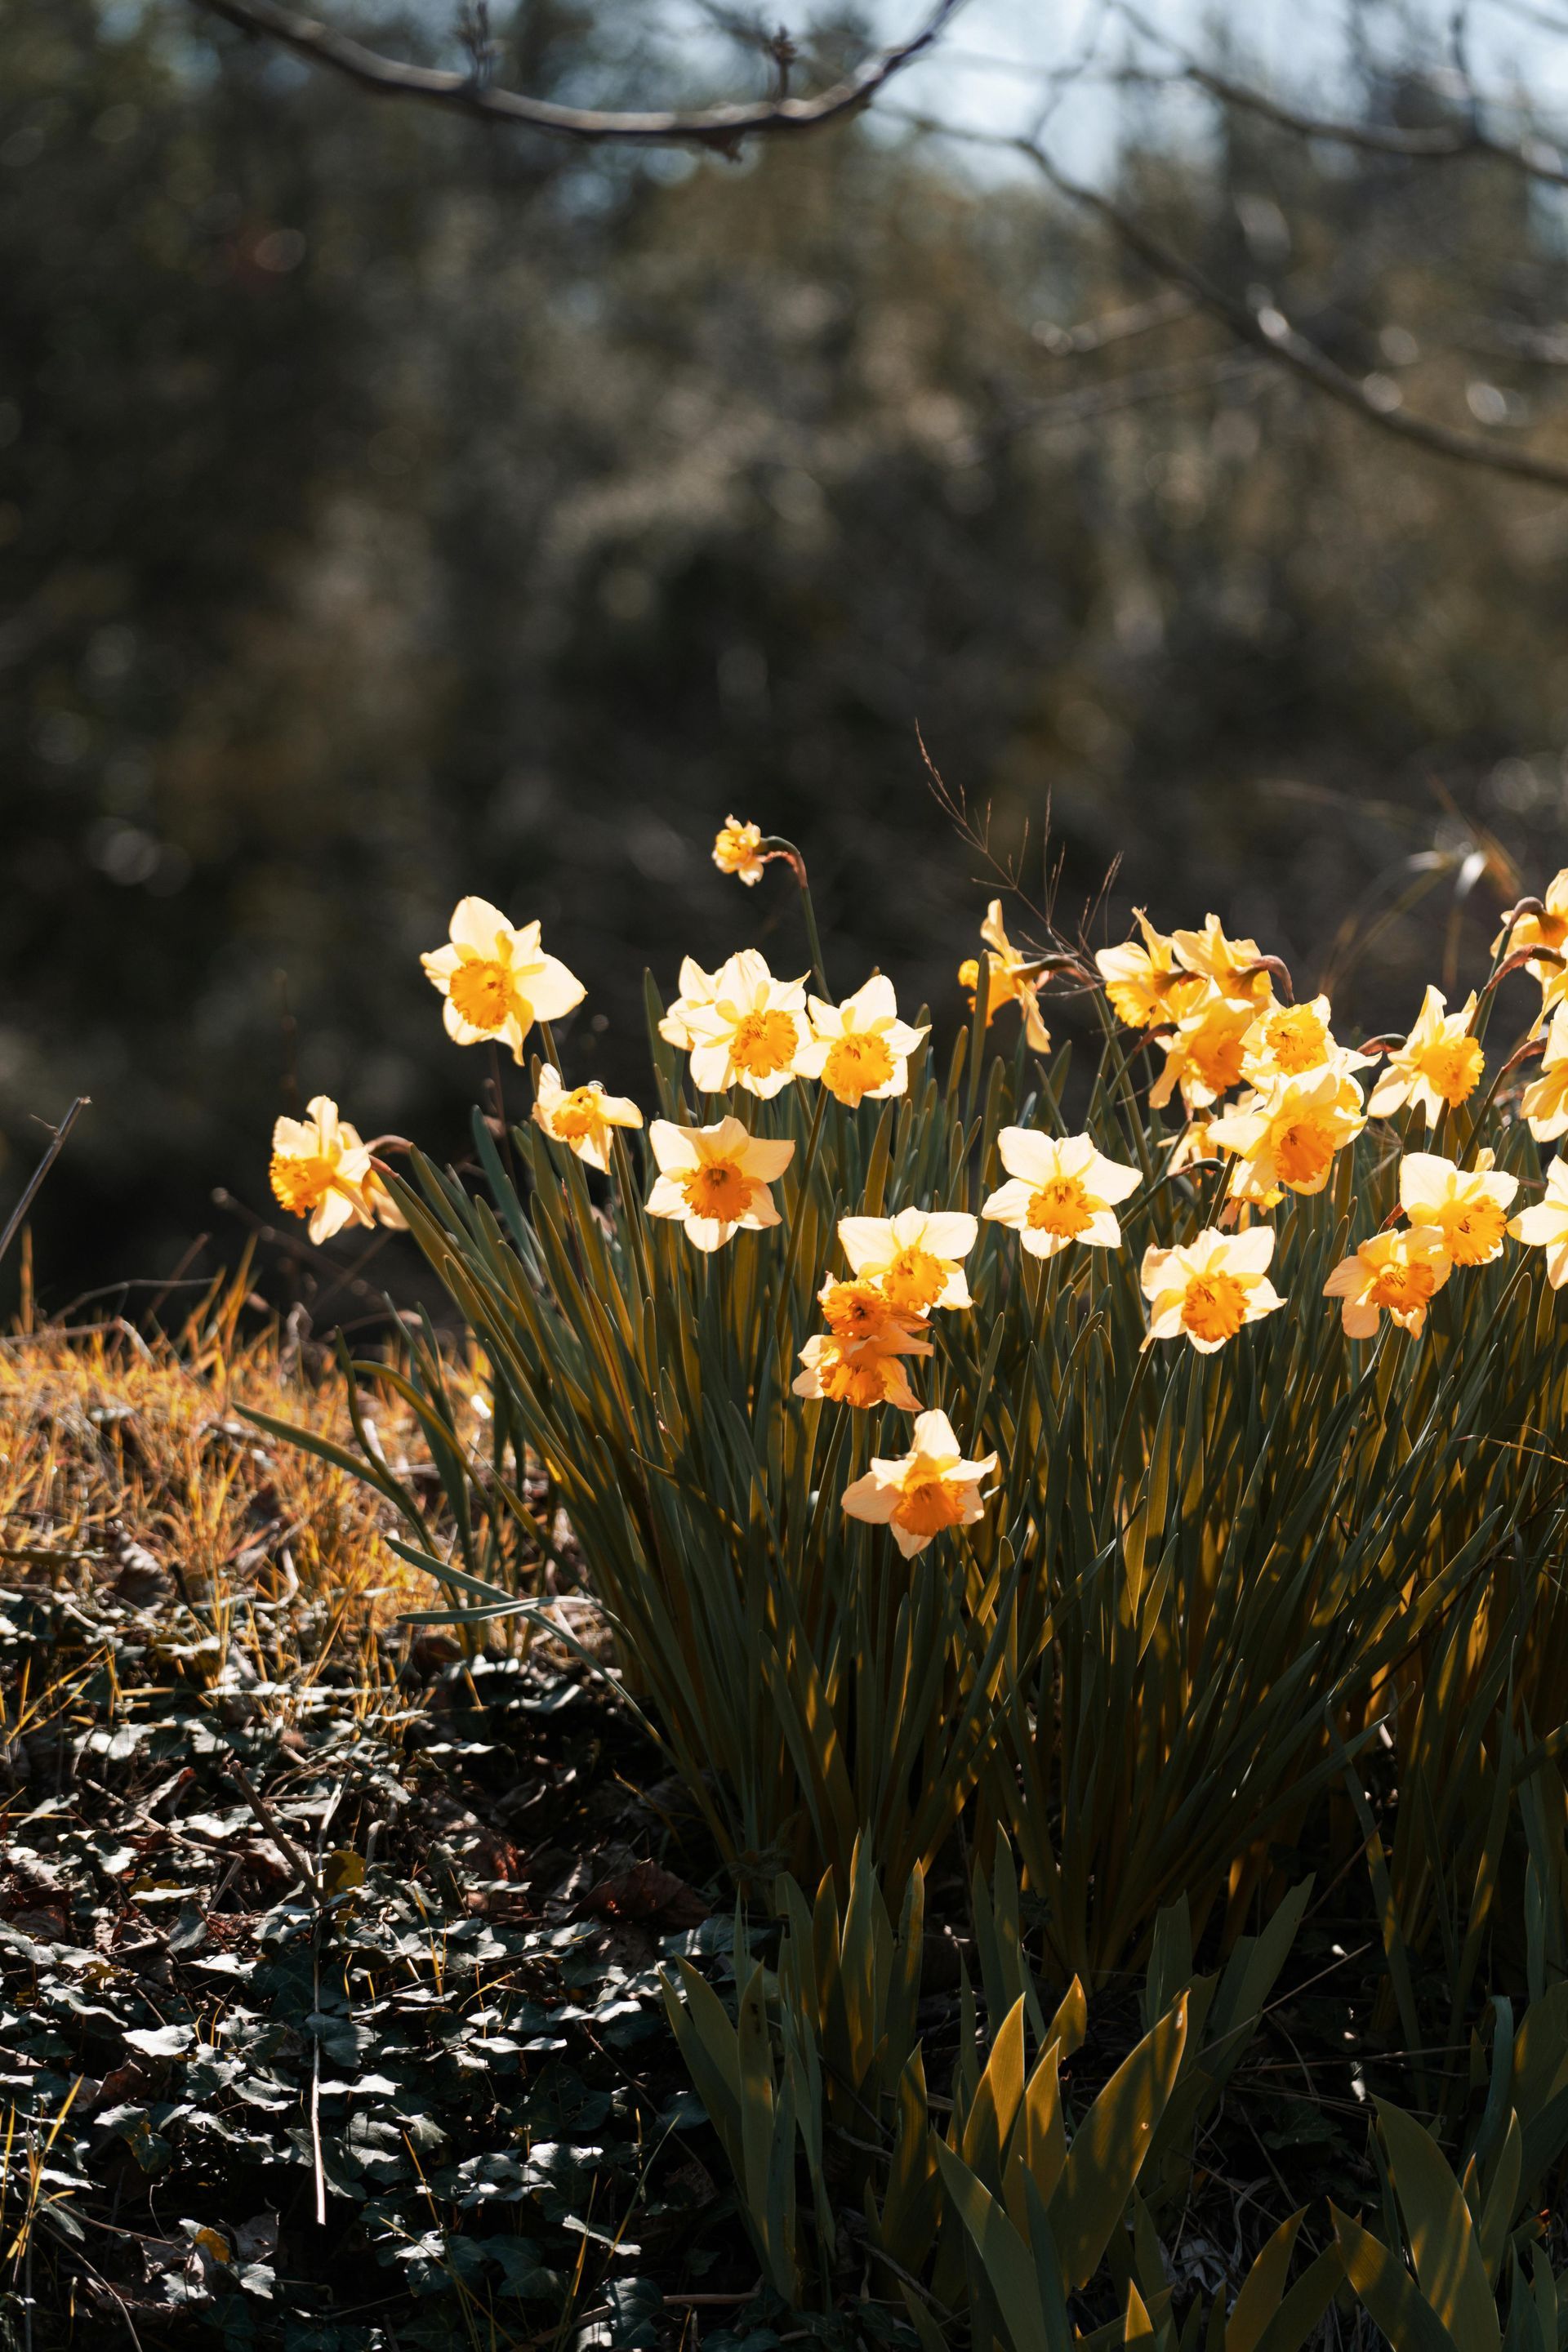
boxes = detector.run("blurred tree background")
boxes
[7,0,1568,1309]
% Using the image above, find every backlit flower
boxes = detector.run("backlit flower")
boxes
[795,975,929,1107]
[645,1116,795,1251]
[1397,1150,1517,1267]
[1140,1225,1284,1352]
[684,950,809,1098]
[1240,995,1365,1089]
[1521,1004,1568,1142]
[532,1064,644,1174]
[837,1206,978,1314]
[1367,987,1485,1125]
[1095,911,1206,1031]
[840,1409,998,1560]
[981,1129,1141,1258]
[1170,913,1275,1009]
[1208,1063,1366,1199]
[421,899,586,1064]
[957,902,1050,1053]
[793,1325,929,1411]
[657,957,721,1051]
[1323,1227,1452,1337]
[1494,866,1568,973]
[270,1097,379,1245]
[1148,987,1255,1113]
[1508,1157,1568,1287]
[712,815,766,886]
[817,1277,926,1346]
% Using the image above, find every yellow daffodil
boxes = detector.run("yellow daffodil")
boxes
[657,957,721,1051]
[683,949,809,1098]
[644,1116,795,1251]
[1494,866,1568,971]
[1508,1157,1568,1287]
[1521,1004,1568,1142]
[817,1277,927,1346]
[793,1325,929,1411]
[1367,987,1485,1125]
[837,1206,978,1315]
[712,815,766,886]
[1168,1119,1222,1171]
[840,1408,998,1560]
[1323,1227,1452,1337]
[270,1097,389,1245]
[1240,994,1366,1089]
[981,1129,1141,1258]
[1148,987,1256,1113]
[795,976,929,1107]
[957,901,1050,1052]
[1208,1063,1366,1199]
[1094,911,1206,1031]
[532,1064,644,1173]
[421,898,586,1064]
[1397,1149,1518,1267]
[1140,1225,1284,1352]
[1170,913,1275,1008]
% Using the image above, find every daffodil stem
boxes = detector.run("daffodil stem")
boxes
[765,837,829,998]
[490,1042,520,1198]
[771,1080,830,1378]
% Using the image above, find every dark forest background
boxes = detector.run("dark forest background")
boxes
[7,0,1568,1311]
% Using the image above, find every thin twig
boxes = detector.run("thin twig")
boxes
[0,1098,90,1271]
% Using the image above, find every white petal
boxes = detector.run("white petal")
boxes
[916,1212,978,1260]
[838,1216,893,1273]
[648,1120,701,1174]
[911,1408,960,1463]
[521,956,586,1023]
[449,896,513,954]
[996,1129,1060,1184]
[739,1135,795,1183]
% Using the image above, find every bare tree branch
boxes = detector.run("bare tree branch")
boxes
[182,0,966,151]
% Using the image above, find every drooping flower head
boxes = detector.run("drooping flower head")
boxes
[1147,987,1256,1114]
[1170,913,1276,1009]
[683,950,809,1098]
[1397,1150,1518,1267]
[270,1097,391,1245]
[1368,987,1485,1125]
[421,899,586,1065]
[1323,1227,1452,1338]
[981,1129,1141,1258]
[1140,1225,1284,1352]
[837,1206,978,1316]
[1494,866,1568,974]
[840,1409,999,1560]
[795,976,929,1107]
[957,901,1050,1053]
[712,816,766,887]
[644,1116,795,1251]
[1521,1004,1568,1143]
[532,1065,644,1174]
[1208,1062,1366,1200]
[1095,911,1207,1031]
[1508,1157,1568,1289]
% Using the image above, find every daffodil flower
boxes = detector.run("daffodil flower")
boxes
[793,1325,929,1411]
[817,1277,928,1345]
[1208,1064,1366,1199]
[711,815,766,886]
[421,898,585,1064]
[683,950,809,1098]
[1140,1226,1284,1352]
[1241,995,1365,1088]
[270,1097,385,1245]
[957,901,1050,1052]
[532,1065,644,1173]
[1494,866,1568,971]
[794,976,929,1107]
[1508,1157,1568,1287]
[1367,987,1485,1124]
[840,1409,999,1560]
[1095,911,1206,1030]
[1397,1150,1518,1266]
[1323,1227,1452,1336]
[1170,913,1275,1008]
[644,1116,795,1251]
[837,1206,978,1315]
[981,1129,1141,1258]
[1521,1004,1568,1142]
[657,957,722,1051]
[1148,987,1255,1113]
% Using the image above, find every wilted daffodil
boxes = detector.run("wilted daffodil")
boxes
[957,901,1050,1052]
[657,957,721,1051]
[1367,987,1485,1124]
[795,976,929,1107]
[1323,1227,1452,1338]
[645,1116,795,1251]
[1397,1150,1518,1267]
[1148,987,1255,1113]
[838,1206,977,1315]
[532,1065,644,1173]
[421,899,586,1064]
[683,950,808,1098]
[1170,913,1276,1009]
[1508,1157,1568,1287]
[840,1409,998,1560]
[1521,1003,1568,1142]
[1096,911,1207,1031]
[793,1324,929,1410]
[270,1098,394,1245]
[1140,1226,1285,1352]
[982,1129,1141,1258]
[1494,866,1568,973]
[1208,1063,1366,1199]
[712,815,766,886]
